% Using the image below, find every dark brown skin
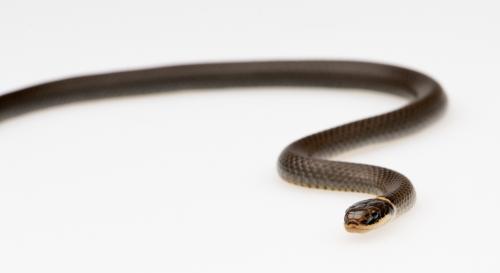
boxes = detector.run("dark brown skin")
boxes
[0,60,446,233]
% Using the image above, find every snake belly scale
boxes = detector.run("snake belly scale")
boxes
[0,60,446,233]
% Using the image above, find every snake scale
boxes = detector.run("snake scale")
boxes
[1,60,446,232]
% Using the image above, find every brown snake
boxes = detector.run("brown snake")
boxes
[1,60,446,233]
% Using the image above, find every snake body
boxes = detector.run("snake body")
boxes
[1,61,446,232]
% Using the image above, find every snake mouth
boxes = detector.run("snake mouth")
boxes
[344,221,373,233]
[344,215,393,233]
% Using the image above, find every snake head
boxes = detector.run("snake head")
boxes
[344,198,396,233]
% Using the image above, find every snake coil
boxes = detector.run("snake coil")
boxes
[0,60,446,232]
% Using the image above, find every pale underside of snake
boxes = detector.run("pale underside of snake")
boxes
[1,60,446,233]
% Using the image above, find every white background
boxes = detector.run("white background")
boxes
[0,1,499,272]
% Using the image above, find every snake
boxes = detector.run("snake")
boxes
[0,60,446,233]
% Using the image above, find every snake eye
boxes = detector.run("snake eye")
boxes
[366,211,381,225]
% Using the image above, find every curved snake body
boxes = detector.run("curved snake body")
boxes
[0,61,446,232]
